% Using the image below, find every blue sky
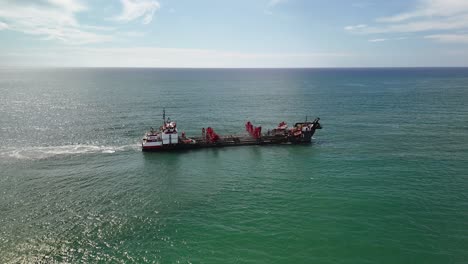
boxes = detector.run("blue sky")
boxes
[0,0,467,67]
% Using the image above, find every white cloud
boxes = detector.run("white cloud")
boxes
[345,0,468,44]
[369,38,386,42]
[114,0,160,24]
[0,21,8,30]
[47,0,87,13]
[425,34,468,44]
[378,0,468,23]
[367,37,408,42]
[348,16,468,34]
[0,0,112,45]
[344,24,367,31]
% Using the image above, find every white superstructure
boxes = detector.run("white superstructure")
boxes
[142,110,179,150]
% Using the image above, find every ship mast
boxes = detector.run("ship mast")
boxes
[163,108,166,124]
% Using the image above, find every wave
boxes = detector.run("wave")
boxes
[0,144,140,160]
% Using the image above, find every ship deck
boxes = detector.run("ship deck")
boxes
[186,134,292,148]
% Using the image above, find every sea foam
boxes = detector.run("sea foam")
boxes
[0,144,139,160]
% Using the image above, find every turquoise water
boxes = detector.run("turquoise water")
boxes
[1,68,467,263]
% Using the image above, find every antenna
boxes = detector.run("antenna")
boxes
[163,108,166,123]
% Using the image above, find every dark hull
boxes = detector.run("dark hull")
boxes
[142,129,318,152]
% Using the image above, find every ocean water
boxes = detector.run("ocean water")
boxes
[1,68,467,263]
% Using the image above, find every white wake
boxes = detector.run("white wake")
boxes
[0,144,140,160]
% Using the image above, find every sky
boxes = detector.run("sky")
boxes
[0,0,468,67]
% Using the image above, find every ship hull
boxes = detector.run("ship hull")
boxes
[142,130,318,152]
[141,115,321,152]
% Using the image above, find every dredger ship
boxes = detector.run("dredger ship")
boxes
[142,110,321,151]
